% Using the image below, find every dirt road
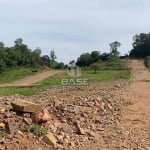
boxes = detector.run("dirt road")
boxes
[0,70,58,87]
[127,59,150,124]
[120,59,150,149]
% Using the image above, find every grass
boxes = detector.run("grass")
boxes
[37,72,67,86]
[21,124,48,136]
[120,98,133,106]
[0,67,40,83]
[0,69,130,96]
[132,118,143,124]
[82,70,130,84]
[37,69,130,86]
[29,124,48,136]
[0,86,45,96]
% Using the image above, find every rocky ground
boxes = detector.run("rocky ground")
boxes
[0,81,149,150]
[0,59,150,150]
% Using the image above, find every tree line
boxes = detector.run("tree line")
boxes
[129,32,150,68]
[129,33,150,58]
[74,41,125,72]
[1,32,150,73]
[0,38,65,72]
[74,32,150,71]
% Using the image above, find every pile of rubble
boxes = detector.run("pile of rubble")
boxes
[0,85,123,150]
[0,83,149,150]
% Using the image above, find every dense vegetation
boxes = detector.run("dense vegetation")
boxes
[75,41,128,72]
[130,33,150,58]
[0,38,65,73]
[144,56,150,68]
[129,32,150,68]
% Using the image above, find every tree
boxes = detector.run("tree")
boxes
[50,50,57,61]
[0,59,6,73]
[14,38,23,47]
[90,63,100,74]
[50,50,57,68]
[69,60,75,66]
[0,42,6,61]
[109,41,121,56]
[41,55,50,66]
[130,33,150,58]
[99,53,110,61]
[55,62,65,69]
[76,53,92,67]
[90,51,100,62]
[31,47,41,66]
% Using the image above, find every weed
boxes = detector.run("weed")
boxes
[29,124,48,136]
[120,98,133,106]
[20,124,48,136]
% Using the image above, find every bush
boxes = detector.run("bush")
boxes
[144,56,150,68]
[90,63,100,73]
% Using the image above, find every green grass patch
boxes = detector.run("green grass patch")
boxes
[0,86,45,96]
[21,124,48,136]
[0,67,40,83]
[37,72,67,86]
[0,69,130,96]
[37,69,130,86]
[82,70,130,84]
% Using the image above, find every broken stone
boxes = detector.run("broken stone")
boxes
[97,127,105,131]
[76,123,86,135]
[43,132,57,145]
[56,135,64,144]
[23,113,31,118]
[54,99,62,107]
[11,99,42,113]
[31,108,51,124]
[5,113,12,118]
[58,123,73,134]
[86,130,95,137]
[0,108,6,113]
[0,123,5,129]
[0,137,5,144]
[107,103,112,110]
[64,138,69,144]
[23,118,32,125]
[7,122,16,135]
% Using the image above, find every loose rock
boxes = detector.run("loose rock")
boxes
[31,108,51,123]
[11,99,42,113]
[44,132,57,145]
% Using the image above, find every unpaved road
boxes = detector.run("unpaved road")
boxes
[0,70,58,87]
[120,59,150,149]
[127,59,150,124]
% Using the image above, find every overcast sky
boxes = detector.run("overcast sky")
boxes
[0,0,149,63]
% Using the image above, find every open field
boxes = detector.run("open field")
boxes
[0,69,130,96]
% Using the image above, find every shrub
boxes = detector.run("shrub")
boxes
[144,56,150,68]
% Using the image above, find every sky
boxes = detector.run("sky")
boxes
[0,0,150,63]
